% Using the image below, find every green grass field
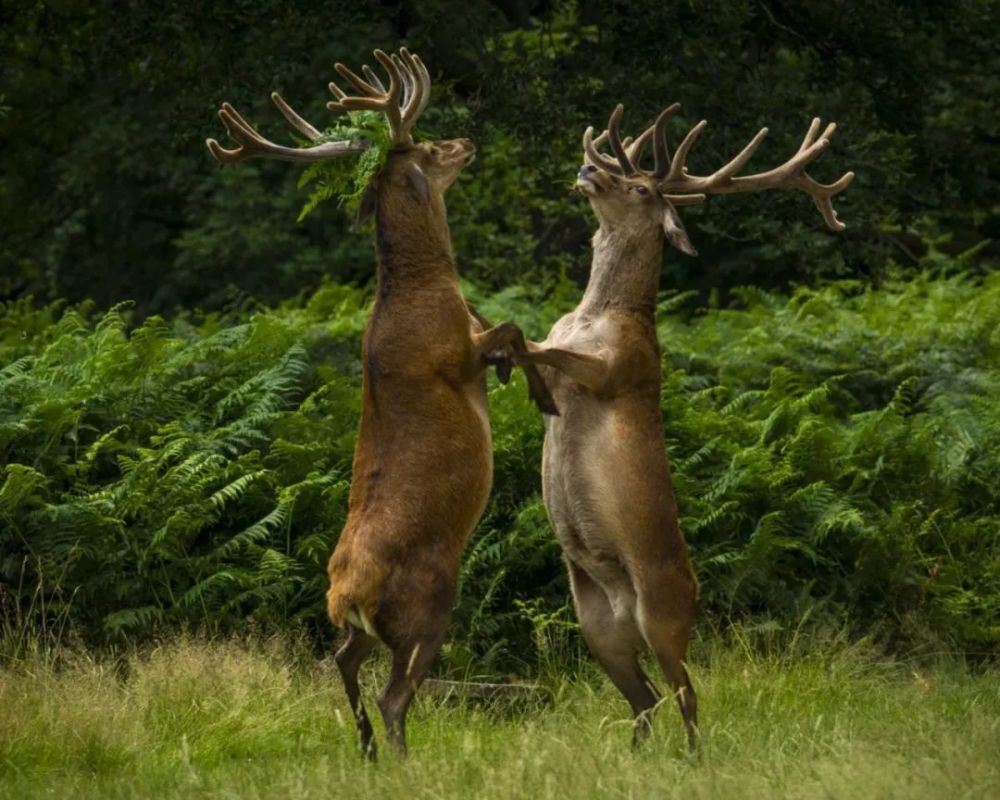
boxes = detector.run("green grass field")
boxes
[1,633,997,800]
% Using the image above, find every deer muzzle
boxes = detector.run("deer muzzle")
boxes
[576,164,601,193]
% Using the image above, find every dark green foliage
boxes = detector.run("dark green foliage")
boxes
[2,1,996,313]
[3,271,998,667]
[661,274,1000,653]
[0,285,369,641]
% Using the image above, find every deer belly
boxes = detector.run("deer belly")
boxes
[543,412,637,620]
[465,380,492,454]
[405,382,492,537]
[348,375,493,547]
[461,380,494,518]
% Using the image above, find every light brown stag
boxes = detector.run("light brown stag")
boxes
[207,48,556,758]
[516,103,853,750]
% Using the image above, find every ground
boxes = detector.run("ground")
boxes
[1,633,997,799]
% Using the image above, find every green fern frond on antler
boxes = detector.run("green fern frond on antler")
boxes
[296,111,393,222]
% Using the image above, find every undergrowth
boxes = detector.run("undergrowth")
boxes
[1,270,998,668]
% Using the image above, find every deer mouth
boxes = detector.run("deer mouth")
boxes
[575,174,600,195]
[576,164,605,194]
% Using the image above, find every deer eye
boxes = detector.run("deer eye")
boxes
[634,186,649,195]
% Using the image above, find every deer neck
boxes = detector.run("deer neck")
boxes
[373,188,459,293]
[579,224,663,319]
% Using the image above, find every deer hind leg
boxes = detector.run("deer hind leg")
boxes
[334,623,379,759]
[634,570,699,752]
[567,559,659,746]
[372,569,455,757]
[376,621,449,757]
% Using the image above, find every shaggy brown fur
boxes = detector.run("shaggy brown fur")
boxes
[207,48,556,757]
[327,139,556,759]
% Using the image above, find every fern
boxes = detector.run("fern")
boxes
[2,271,999,663]
[295,111,393,222]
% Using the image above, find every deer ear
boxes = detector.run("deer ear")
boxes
[404,162,431,206]
[662,201,697,256]
[353,182,377,230]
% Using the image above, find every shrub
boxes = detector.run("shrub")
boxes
[2,271,998,668]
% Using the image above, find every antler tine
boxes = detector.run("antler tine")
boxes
[327,94,392,115]
[797,117,836,155]
[270,92,322,141]
[624,125,655,168]
[390,54,414,113]
[607,104,636,176]
[399,48,432,134]
[328,80,347,102]
[333,61,383,97]
[371,49,406,142]
[414,55,432,119]
[801,170,855,230]
[583,125,625,175]
[206,103,259,164]
[394,50,426,132]
[580,104,678,176]
[651,103,681,179]
[361,64,387,94]
[206,101,369,164]
[665,120,708,182]
[327,63,381,111]
[704,126,770,186]
[662,193,707,207]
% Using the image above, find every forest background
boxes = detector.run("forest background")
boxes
[1,0,998,673]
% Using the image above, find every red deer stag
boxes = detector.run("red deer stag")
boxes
[516,104,853,750]
[207,48,556,758]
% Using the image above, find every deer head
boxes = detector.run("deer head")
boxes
[206,48,474,226]
[577,103,855,255]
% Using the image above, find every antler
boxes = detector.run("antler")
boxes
[654,112,855,231]
[205,99,369,164]
[585,104,855,230]
[582,105,703,207]
[327,47,431,146]
[206,48,431,165]
[583,104,637,176]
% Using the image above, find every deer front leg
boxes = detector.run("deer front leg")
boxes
[472,322,559,415]
[514,343,613,393]
[466,302,512,384]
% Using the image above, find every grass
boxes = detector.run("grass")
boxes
[1,632,997,799]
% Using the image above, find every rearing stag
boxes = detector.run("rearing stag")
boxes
[207,48,555,758]
[516,103,853,750]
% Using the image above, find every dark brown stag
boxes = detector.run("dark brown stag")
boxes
[207,48,555,758]
[516,103,853,750]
